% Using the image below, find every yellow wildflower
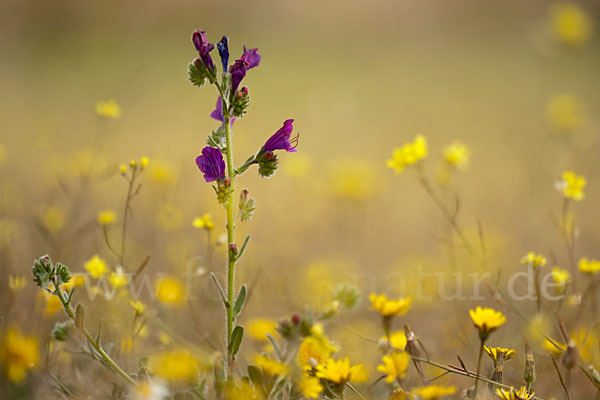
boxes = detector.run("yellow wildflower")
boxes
[469,307,506,339]
[84,254,108,278]
[556,170,586,201]
[156,277,184,305]
[44,294,63,316]
[130,300,146,315]
[192,213,214,230]
[379,331,407,352]
[550,3,592,46]
[543,338,566,355]
[0,328,39,383]
[95,99,122,119]
[298,375,323,398]
[520,252,547,268]
[297,336,338,370]
[496,386,534,400]
[140,156,149,168]
[61,275,84,292]
[578,257,600,275]
[132,381,168,400]
[9,276,26,291]
[551,266,570,291]
[97,209,117,226]
[389,389,408,400]
[42,207,65,233]
[411,385,456,400]
[109,266,128,289]
[369,293,411,317]
[253,354,289,376]
[148,348,199,381]
[484,346,517,363]
[225,379,261,399]
[148,160,175,184]
[315,357,368,384]
[386,135,428,173]
[547,94,584,131]
[247,318,278,341]
[119,164,128,174]
[328,159,377,200]
[377,351,410,383]
[443,141,470,170]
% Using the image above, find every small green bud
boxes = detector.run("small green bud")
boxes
[231,86,250,118]
[188,59,208,87]
[51,321,73,341]
[55,263,71,286]
[332,284,360,310]
[213,178,233,205]
[32,255,54,289]
[238,189,255,222]
[524,348,536,385]
[256,151,279,178]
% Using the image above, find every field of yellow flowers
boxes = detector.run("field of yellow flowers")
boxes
[1,1,599,399]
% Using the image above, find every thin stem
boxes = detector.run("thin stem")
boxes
[472,339,484,398]
[120,169,136,266]
[54,285,136,386]
[346,383,367,400]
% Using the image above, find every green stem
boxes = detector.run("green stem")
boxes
[121,169,136,266]
[54,285,136,386]
[473,339,484,398]
[220,88,237,355]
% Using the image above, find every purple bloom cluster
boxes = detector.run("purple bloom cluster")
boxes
[230,46,262,92]
[196,146,226,182]
[192,30,215,71]
[263,119,298,153]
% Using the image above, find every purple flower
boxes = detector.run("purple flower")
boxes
[217,36,229,72]
[262,119,298,153]
[229,46,261,92]
[241,46,261,69]
[192,30,215,70]
[196,146,226,182]
[210,96,235,126]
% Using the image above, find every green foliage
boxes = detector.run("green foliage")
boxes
[188,60,208,87]
[228,326,244,357]
[233,284,246,318]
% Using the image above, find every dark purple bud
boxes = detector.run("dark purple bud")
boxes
[241,46,261,69]
[195,146,226,182]
[192,30,215,70]
[262,119,299,153]
[292,314,301,325]
[229,58,249,92]
[210,96,235,126]
[217,36,229,71]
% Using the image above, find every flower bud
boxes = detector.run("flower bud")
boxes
[257,151,279,178]
[291,314,301,325]
[561,340,578,370]
[524,348,536,386]
[232,86,250,118]
[51,321,73,341]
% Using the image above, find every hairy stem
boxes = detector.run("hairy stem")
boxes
[472,339,484,398]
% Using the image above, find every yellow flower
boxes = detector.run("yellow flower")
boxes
[496,386,534,400]
[148,160,175,184]
[97,209,117,226]
[42,207,65,233]
[43,294,63,316]
[369,293,411,317]
[386,135,428,173]
[578,257,600,275]
[84,254,108,278]
[109,267,128,289]
[298,375,323,398]
[192,213,214,230]
[130,300,146,315]
[148,348,199,381]
[551,266,571,290]
[140,156,149,168]
[411,385,456,400]
[380,330,407,351]
[156,277,184,305]
[247,318,278,341]
[484,346,517,363]
[9,276,26,291]
[389,389,409,400]
[546,94,584,131]
[315,357,368,384]
[0,328,39,383]
[61,275,84,292]
[520,252,547,268]
[543,338,566,355]
[328,159,377,200]
[119,164,128,174]
[469,307,506,339]
[95,99,122,119]
[297,336,338,370]
[443,141,470,170]
[550,3,592,46]
[156,204,183,231]
[556,170,586,201]
[132,381,168,400]
[377,351,410,383]
[253,354,289,376]
[226,379,261,399]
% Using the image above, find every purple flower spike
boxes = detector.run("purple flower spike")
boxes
[263,119,299,153]
[229,58,249,92]
[241,46,261,69]
[192,30,215,70]
[196,146,226,182]
[210,96,235,126]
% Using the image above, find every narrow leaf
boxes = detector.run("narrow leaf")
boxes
[75,304,85,328]
[233,285,247,317]
[266,334,283,361]
[210,273,230,308]
[228,326,244,357]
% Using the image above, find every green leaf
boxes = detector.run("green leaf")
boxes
[233,285,247,317]
[210,273,230,308]
[236,235,251,260]
[247,364,264,389]
[188,60,207,87]
[266,334,283,361]
[228,326,244,357]
[75,304,85,328]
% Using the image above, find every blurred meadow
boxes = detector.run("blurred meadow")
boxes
[1,0,600,399]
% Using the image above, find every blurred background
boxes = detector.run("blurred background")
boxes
[0,0,599,398]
